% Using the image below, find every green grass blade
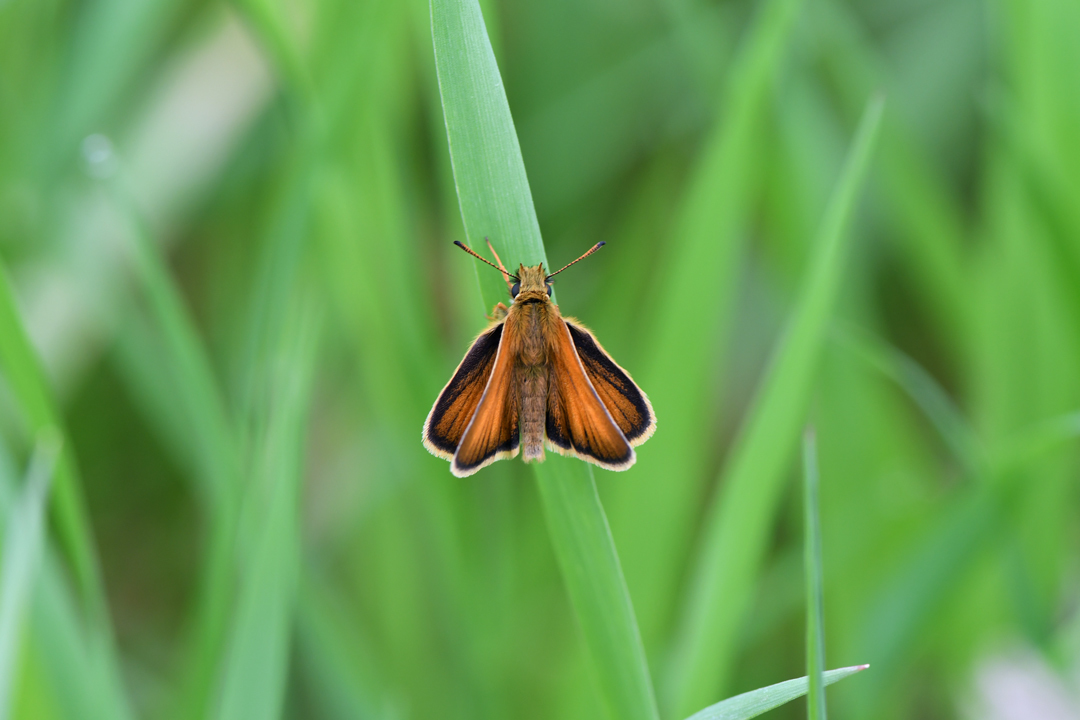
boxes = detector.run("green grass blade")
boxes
[431,2,658,718]
[0,263,101,619]
[664,95,884,717]
[0,432,59,720]
[802,431,825,720]
[431,0,547,308]
[682,665,868,720]
[835,326,984,476]
[534,457,659,720]
[611,0,804,642]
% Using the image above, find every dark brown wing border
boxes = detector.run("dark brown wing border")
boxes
[564,320,656,446]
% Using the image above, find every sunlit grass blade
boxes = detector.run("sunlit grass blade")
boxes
[432,0,548,311]
[0,440,131,720]
[682,665,868,720]
[0,261,131,719]
[431,1,658,718]
[0,262,102,618]
[0,432,59,720]
[664,95,884,718]
[612,0,804,642]
[802,430,826,720]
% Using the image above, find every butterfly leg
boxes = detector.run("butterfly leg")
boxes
[485,237,516,295]
[487,302,509,322]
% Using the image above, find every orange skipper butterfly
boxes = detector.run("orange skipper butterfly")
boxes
[424,239,656,477]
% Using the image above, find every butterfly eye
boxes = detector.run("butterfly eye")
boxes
[546,284,553,296]
[510,282,520,298]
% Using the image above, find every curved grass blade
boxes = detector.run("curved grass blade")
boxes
[431,2,658,718]
[0,261,132,720]
[683,665,868,720]
[834,326,984,477]
[664,95,884,718]
[0,432,59,720]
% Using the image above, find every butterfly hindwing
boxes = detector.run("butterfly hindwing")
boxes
[564,320,656,446]
[423,323,504,460]
[546,319,635,470]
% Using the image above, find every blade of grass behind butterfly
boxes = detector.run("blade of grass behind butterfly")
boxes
[814,0,971,356]
[210,300,318,720]
[608,0,804,646]
[0,433,59,720]
[0,261,131,719]
[664,96,883,718]
[100,184,247,720]
[295,572,390,720]
[312,5,495,714]
[431,2,659,718]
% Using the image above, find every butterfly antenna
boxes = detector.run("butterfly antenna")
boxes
[454,241,519,280]
[546,242,606,279]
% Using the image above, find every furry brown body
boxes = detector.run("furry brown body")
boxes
[424,247,656,477]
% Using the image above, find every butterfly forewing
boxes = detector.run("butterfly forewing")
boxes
[564,320,656,446]
[545,320,635,470]
[423,323,504,459]
[451,318,521,477]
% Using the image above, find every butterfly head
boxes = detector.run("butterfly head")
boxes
[511,265,552,301]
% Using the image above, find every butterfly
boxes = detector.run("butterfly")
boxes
[423,239,656,477]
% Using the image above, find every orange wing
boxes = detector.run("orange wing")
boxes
[423,323,504,461]
[451,317,521,477]
[564,320,655,447]
[545,320,635,471]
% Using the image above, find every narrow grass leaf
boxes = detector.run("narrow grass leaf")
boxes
[682,665,868,720]
[0,432,59,720]
[665,95,883,717]
[835,326,984,476]
[431,2,658,718]
[613,0,804,642]
[814,0,971,351]
[802,431,826,720]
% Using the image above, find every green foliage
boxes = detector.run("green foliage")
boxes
[1,0,1079,718]
[432,2,658,718]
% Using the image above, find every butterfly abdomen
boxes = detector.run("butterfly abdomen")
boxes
[514,301,553,462]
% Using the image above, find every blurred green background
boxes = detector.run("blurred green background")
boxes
[1,0,1079,718]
